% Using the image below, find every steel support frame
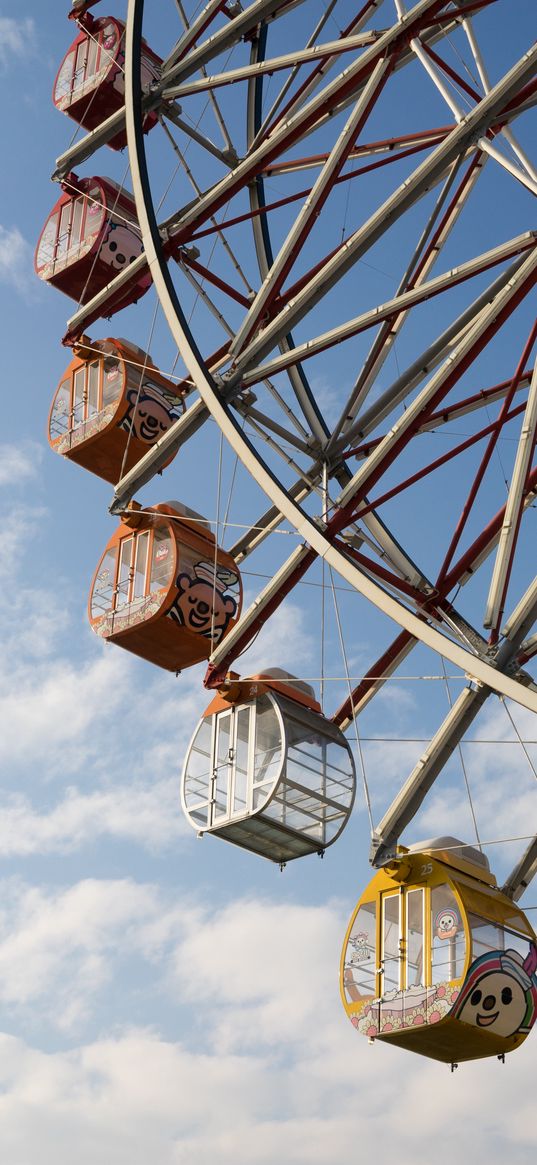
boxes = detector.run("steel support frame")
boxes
[124,0,537,716]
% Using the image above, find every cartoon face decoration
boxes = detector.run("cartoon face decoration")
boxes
[100,222,143,270]
[452,945,537,1039]
[168,561,239,643]
[348,933,370,964]
[435,908,459,941]
[120,386,174,444]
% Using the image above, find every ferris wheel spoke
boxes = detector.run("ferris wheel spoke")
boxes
[227,47,537,374]
[331,152,484,441]
[484,355,537,635]
[370,582,537,864]
[234,231,534,389]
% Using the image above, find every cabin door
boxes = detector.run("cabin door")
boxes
[211,705,253,826]
[380,888,425,997]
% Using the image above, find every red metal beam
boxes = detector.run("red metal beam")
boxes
[436,319,537,589]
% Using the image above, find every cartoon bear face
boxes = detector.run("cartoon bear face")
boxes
[121,388,173,444]
[100,222,143,270]
[173,575,237,642]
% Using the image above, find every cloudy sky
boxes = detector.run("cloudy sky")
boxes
[1,1,537,1162]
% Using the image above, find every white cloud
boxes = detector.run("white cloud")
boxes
[0,17,35,68]
[0,778,187,857]
[0,225,36,297]
[0,443,41,488]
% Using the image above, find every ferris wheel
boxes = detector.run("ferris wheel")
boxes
[39,0,537,1064]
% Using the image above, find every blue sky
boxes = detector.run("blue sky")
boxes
[1,1,537,1161]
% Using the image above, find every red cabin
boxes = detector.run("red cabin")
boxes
[53,16,161,149]
[48,338,184,483]
[34,176,151,311]
[89,502,243,672]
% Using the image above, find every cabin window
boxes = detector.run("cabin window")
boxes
[406,888,425,988]
[49,380,71,439]
[344,901,377,1002]
[252,695,281,809]
[91,549,117,619]
[55,50,77,102]
[36,213,58,267]
[431,885,466,983]
[381,893,401,995]
[468,914,531,964]
[37,194,104,274]
[149,529,173,591]
[102,358,122,405]
[183,717,214,827]
[91,527,174,623]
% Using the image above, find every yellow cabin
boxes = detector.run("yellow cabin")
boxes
[340,837,537,1064]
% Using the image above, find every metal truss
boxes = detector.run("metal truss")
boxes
[56,0,537,889]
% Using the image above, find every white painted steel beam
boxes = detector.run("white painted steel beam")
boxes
[236,232,535,386]
[229,57,391,361]
[484,354,537,628]
[502,837,537,902]
[162,32,380,99]
[336,248,537,510]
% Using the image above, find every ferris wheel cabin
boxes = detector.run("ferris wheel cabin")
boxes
[181,672,356,863]
[53,16,161,149]
[341,838,537,1064]
[89,502,242,671]
[34,176,150,310]
[48,338,184,483]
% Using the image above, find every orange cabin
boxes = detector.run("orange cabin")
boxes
[48,338,184,484]
[34,176,151,310]
[53,15,161,149]
[88,502,243,671]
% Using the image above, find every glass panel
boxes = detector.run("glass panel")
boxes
[49,380,71,440]
[73,366,86,429]
[150,528,173,592]
[101,22,119,61]
[468,915,532,964]
[183,718,213,823]
[431,885,466,983]
[91,548,117,618]
[213,713,231,822]
[343,901,377,1002]
[232,706,251,817]
[102,357,121,406]
[87,361,100,417]
[406,889,424,988]
[56,202,72,262]
[382,894,401,995]
[86,33,99,79]
[73,40,88,94]
[55,50,76,102]
[36,213,59,268]
[71,197,84,253]
[83,191,105,239]
[116,538,133,609]
[133,532,149,600]
[253,695,281,793]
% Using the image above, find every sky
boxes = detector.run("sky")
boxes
[1,1,537,1162]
